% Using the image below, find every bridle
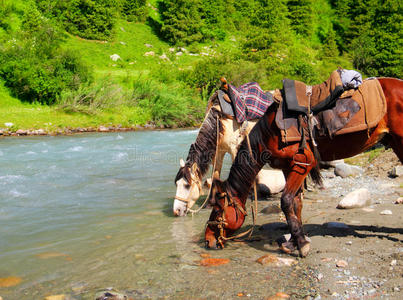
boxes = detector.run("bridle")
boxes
[174,175,202,205]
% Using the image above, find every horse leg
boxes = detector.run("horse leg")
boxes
[389,134,403,163]
[280,160,313,257]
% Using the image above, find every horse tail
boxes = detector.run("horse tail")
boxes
[309,164,322,187]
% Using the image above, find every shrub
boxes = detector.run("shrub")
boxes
[36,0,118,40]
[121,0,148,22]
[0,4,91,104]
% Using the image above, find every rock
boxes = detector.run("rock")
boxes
[176,51,183,56]
[389,166,403,177]
[169,47,175,52]
[99,126,109,132]
[346,241,352,245]
[390,259,397,266]
[199,258,230,266]
[380,210,392,215]
[144,51,155,56]
[337,188,371,209]
[159,53,169,60]
[256,169,285,195]
[144,43,153,48]
[109,54,121,61]
[0,276,22,287]
[334,163,363,178]
[95,290,128,300]
[0,130,3,135]
[362,207,375,212]
[316,273,324,281]
[320,160,344,169]
[16,129,27,135]
[260,222,288,231]
[119,41,126,45]
[336,260,348,268]
[395,197,403,204]
[257,254,297,267]
[261,204,282,215]
[323,222,350,230]
[266,292,290,299]
[44,295,66,300]
[4,122,13,127]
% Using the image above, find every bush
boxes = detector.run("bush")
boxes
[36,0,118,40]
[0,4,91,104]
[158,0,204,45]
[121,0,148,22]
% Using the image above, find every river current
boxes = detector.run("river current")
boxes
[0,130,224,299]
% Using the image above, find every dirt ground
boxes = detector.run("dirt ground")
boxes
[254,148,403,299]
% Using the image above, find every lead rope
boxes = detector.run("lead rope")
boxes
[188,115,220,215]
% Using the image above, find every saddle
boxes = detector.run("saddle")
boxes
[275,77,387,143]
[282,70,344,116]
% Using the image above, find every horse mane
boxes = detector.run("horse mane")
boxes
[226,106,276,199]
[175,93,224,183]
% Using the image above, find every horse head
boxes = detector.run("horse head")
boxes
[205,171,246,249]
[173,159,202,216]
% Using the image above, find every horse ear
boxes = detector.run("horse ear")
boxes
[180,158,185,168]
[213,170,220,180]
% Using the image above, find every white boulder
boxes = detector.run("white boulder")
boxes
[110,54,121,61]
[256,169,285,195]
[337,188,371,209]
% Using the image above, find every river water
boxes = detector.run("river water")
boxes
[0,131,315,299]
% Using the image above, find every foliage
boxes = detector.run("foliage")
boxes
[158,0,204,45]
[286,0,314,36]
[0,3,91,105]
[121,0,148,22]
[36,0,118,40]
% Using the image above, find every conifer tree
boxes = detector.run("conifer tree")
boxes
[159,0,203,45]
[286,0,313,36]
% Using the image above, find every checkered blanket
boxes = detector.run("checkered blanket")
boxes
[228,82,274,123]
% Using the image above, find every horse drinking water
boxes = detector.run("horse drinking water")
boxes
[204,77,403,257]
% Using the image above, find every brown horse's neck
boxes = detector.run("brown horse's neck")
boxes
[226,104,278,203]
[185,107,223,179]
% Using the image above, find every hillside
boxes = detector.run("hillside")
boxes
[0,0,401,132]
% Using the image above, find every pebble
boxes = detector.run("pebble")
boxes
[257,254,297,267]
[316,273,324,281]
[336,260,348,268]
[394,197,403,204]
[44,295,66,300]
[389,166,403,177]
[95,290,127,300]
[390,259,397,266]
[0,276,22,287]
[394,287,400,292]
[337,188,371,209]
[266,292,290,299]
[380,210,392,215]
[199,258,230,266]
[346,241,352,245]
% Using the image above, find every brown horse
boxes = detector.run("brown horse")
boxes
[205,77,403,257]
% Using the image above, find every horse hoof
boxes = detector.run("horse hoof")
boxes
[279,241,296,254]
[299,242,310,257]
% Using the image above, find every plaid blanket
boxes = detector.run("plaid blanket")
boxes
[228,82,274,123]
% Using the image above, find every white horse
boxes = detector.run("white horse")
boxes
[173,91,285,216]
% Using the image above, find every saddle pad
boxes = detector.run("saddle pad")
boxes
[228,82,274,123]
[275,78,387,143]
[335,78,386,135]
